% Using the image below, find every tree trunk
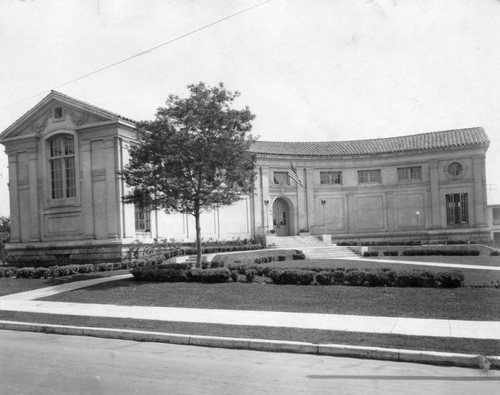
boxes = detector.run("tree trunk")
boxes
[194,206,202,268]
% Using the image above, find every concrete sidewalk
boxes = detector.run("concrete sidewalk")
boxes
[0,273,499,341]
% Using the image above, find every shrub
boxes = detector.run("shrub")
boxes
[269,269,314,285]
[277,255,287,261]
[345,269,365,286]
[245,269,257,283]
[159,262,189,270]
[383,251,399,256]
[362,251,379,257]
[230,270,239,282]
[315,271,332,285]
[292,252,306,260]
[331,268,346,284]
[187,268,230,283]
[437,269,464,288]
[490,250,500,256]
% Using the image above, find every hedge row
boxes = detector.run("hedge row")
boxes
[225,263,464,288]
[130,267,230,283]
[338,241,422,246]
[401,249,480,256]
[0,256,165,279]
[267,267,464,288]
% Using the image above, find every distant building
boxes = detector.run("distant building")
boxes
[0,91,492,264]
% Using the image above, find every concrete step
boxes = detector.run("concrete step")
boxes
[301,246,359,260]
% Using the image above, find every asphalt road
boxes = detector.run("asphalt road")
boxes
[0,330,498,394]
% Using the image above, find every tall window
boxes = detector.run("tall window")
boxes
[135,205,151,232]
[49,134,76,199]
[358,169,381,184]
[273,172,290,186]
[320,171,342,185]
[446,194,468,224]
[398,166,422,181]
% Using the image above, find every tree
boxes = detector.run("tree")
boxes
[0,216,10,264]
[122,82,256,267]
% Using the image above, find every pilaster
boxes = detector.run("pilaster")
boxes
[80,141,94,239]
[472,155,487,227]
[27,148,40,241]
[429,159,441,228]
[104,138,118,238]
[305,168,315,229]
[7,154,20,243]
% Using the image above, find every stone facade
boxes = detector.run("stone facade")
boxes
[0,91,492,265]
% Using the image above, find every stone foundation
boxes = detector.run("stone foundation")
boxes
[5,240,130,267]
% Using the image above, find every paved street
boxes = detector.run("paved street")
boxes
[0,330,498,395]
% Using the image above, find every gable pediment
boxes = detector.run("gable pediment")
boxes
[0,91,135,142]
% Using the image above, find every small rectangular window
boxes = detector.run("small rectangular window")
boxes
[398,166,422,181]
[320,171,342,185]
[54,107,63,119]
[358,170,381,184]
[273,172,290,186]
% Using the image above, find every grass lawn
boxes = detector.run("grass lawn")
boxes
[42,276,500,321]
[0,270,131,297]
[0,310,498,355]
[367,255,500,267]
[2,255,500,356]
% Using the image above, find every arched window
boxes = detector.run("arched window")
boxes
[48,134,76,199]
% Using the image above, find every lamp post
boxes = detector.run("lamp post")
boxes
[321,199,326,227]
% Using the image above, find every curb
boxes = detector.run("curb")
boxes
[1,320,498,370]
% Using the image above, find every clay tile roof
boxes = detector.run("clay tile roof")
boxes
[249,127,489,157]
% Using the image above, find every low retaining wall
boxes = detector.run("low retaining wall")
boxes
[5,241,128,267]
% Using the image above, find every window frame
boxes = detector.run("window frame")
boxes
[47,134,77,200]
[135,204,151,233]
[320,171,342,185]
[397,166,422,181]
[273,171,291,186]
[358,169,382,184]
[446,193,469,225]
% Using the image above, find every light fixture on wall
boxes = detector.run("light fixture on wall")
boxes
[416,211,420,228]
[264,200,269,206]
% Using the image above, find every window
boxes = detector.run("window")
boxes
[48,134,76,199]
[448,162,463,177]
[135,205,151,232]
[54,107,63,119]
[493,208,500,225]
[398,166,422,181]
[446,193,468,224]
[273,172,290,186]
[320,171,342,185]
[358,169,381,184]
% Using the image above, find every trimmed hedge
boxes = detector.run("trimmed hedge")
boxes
[362,251,379,257]
[130,267,230,283]
[383,250,399,256]
[269,269,315,285]
[401,249,480,256]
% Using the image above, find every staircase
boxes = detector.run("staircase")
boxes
[267,236,360,259]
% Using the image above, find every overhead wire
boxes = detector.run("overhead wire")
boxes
[0,0,271,110]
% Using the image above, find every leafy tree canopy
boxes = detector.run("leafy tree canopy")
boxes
[122,82,257,265]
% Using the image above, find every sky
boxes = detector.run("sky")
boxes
[1,0,500,217]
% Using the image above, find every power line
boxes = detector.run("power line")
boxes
[1,0,271,110]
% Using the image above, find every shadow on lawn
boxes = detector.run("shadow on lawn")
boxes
[76,278,137,292]
[44,271,132,286]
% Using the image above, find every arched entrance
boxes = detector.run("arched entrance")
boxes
[272,198,290,236]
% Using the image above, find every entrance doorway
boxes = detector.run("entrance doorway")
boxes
[273,198,290,236]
